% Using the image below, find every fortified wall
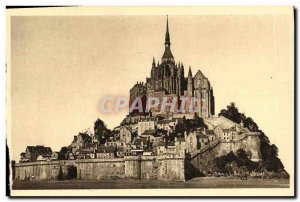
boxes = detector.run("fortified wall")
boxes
[13,160,76,181]
[12,155,185,181]
[12,134,260,181]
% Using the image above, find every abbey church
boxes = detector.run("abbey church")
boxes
[130,17,215,118]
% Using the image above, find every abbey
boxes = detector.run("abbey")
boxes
[130,17,215,118]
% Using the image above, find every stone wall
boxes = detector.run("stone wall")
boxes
[13,160,76,181]
[141,156,159,179]
[124,156,158,179]
[13,155,186,181]
[77,158,125,180]
[157,154,185,181]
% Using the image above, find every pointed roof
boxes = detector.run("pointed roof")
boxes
[162,48,174,59]
[188,66,192,77]
[152,57,156,67]
[165,15,170,46]
[162,15,174,61]
[194,69,207,79]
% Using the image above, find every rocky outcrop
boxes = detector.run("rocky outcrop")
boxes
[189,133,262,175]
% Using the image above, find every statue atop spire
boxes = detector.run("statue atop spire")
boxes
[162,15,174,62]
[165,15,171,47]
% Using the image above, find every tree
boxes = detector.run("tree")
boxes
[215,151,236,171]
[215,149,258,173]
[218,102,245,123]
[243,117,258,132]
[174,116,206,135]
[259,134,284,172]
[93,118,111,145]
[94,118,107,135]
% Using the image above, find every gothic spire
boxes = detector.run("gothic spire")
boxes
[162,15,174,62]
[188,66,192,77]
[165,15,170,46]
[152,57,156,67]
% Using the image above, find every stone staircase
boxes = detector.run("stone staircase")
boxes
[189,139,220,159]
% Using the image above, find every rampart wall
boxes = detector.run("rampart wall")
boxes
[13,155,185,181]
[13,160,76,180]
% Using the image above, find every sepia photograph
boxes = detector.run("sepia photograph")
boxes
[6,6,294,197]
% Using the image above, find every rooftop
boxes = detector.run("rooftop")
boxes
[96,146,116,153]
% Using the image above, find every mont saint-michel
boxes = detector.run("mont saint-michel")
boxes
[11,16,289,190]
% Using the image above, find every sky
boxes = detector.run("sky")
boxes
[9,11,293,174]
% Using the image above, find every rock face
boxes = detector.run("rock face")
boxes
[216,133,262,162]
[189,133,262,176]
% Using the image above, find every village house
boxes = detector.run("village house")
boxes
[143,149,154,156]
[213,125,223,140]
[137,117,156,135]
[105,141,123,147]
[121,114,149,125]
[51,152,59,160]
[156,118,181,131]
[95,146,116,159]
[140,129,162,147]
[119,125,132,143]
[157,138,186,156]
[130,149,144,156]
[36,154,51,161]
[157,141,174,155]
[206,129,217,142]
[198,134,209,149]
[132,136,148,149]
[185,131,199,153]
[221,128,238,141]
[21,145,53,162]
[123,143,132,156]
[19,152,28,163]
[171,117,183,125]
[69,133,92,153]
[76,147,96,159]
[157,119,171,130]
[174,137,187,154]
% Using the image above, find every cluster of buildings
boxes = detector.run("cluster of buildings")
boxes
[19,114,249,163]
